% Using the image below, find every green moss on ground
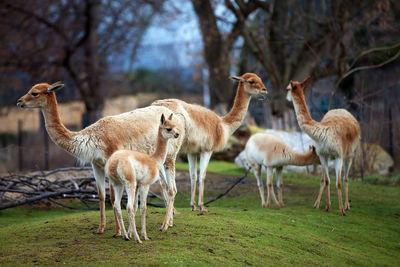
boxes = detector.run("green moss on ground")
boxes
[1,162,399,266]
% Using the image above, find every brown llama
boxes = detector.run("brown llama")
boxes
[152,73,267,212]
[286,77,360,215]
[245,133,320,208]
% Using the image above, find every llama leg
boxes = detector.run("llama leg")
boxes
[113,184,129,240]
[126,181,141,243]
[92,163,106,234]
[133,184,139,215]
[276,167,284,207]
[187,153,198,211]
[266,168,279,207]
[343,157,353,210]
[314,157,331,211]
[253,164,265,208]
[128,184,139,236]
[313,171,326,209]
[335,158,345,216]
[160,158,177,231]
[270,168,279,207]
[139,185,150,241]
[109,185,121,237]
[198,151,213,213]
[158,168,170,211]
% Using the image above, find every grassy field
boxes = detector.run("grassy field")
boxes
[0,162,399,266]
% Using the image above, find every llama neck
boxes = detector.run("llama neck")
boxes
[291,90,317,136]
[287,150,317,166]
[222,83,251,134]
[41,93,76,155]
[152,127,169,166]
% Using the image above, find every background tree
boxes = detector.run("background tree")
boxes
[0,0,163,125]
[190,0,259,110]
[227,0,400,118]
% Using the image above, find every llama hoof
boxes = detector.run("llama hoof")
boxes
[262,203,266,208]
[160,224,169,232]
[136,239,143,244]
[112,233,122,238]
[279,203,285,208]
[94,226,105,234]
[325,203,331,212]
[191,205,199,212]
[340,207,346,216]
[144,237,150,241]
[123,236,130,241]
[200,207,209,213]
[345,204,351,211]
[266,203,271,208]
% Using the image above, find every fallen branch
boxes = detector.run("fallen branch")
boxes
[0,189,78,210]
[0,167,164,210]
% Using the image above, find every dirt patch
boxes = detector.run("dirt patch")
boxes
[149,169,257,196]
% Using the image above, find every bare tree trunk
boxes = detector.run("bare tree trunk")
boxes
[208,52,233,109]
[81,0,103,126]
[191,0,235,109]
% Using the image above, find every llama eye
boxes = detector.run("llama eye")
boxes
[166,128,172,132]
[248,81,255,85]
[31,92,39,97]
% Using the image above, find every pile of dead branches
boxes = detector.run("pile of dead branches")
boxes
[0,167,164,210]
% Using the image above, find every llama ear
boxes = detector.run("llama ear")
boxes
[160,114,165,125]
[301,76,311,87]
[168,113,173,120]
[48,82,64,92]
[230,76,244,82]
[290,81,296,90]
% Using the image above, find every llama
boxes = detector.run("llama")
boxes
[286,77,360,215]
[17,82,185,234]
[245,133,320,208]
[105,114,179,243]
[153,73,267,212]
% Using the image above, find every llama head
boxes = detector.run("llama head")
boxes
[17,82,64,109]
[230,73,267,96]
[308,145,320,163]
[286,76,310,102]
[160,113,180,140]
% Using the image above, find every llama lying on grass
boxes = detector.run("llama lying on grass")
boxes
[105,114,179,243]
[245,133,319,208]
[286,77,360,215]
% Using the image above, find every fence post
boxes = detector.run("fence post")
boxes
[18,119,23,171]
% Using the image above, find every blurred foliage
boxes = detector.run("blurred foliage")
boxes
[126,68,167,94]
[124,67,202,95]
